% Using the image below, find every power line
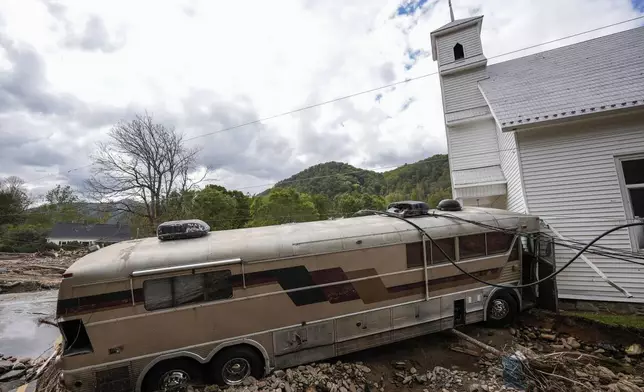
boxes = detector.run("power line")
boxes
[18,14,644,188]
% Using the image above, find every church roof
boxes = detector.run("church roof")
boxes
[431,16,482,35]
[479,25,644,130]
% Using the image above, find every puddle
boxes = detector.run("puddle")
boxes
[0,290,59,358]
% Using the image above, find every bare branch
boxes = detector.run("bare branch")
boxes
[84,112,210,228]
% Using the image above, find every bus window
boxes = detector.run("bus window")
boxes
[405,242,425,268]
[143,278,173,310]
[431,238,455,264]
[143,270,233,311]
[459,234,486,260]
[174,274,206,306]
[486,232,514,255]
[204,270,233,301]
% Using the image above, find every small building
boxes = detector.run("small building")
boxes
[431,16,644,304]
[48,222,131,247]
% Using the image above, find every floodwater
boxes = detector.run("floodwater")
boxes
[0,290,59,358]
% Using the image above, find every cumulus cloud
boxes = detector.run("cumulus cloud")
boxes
[0,0,642,196]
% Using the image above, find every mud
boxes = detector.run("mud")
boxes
[0,252,79,294]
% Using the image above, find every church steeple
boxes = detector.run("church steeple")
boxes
[430,15,486,75]
[448,0,455,22]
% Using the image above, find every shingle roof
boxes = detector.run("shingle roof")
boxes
[479,25,644,130]
[452,165,506,187]
[49,223,131,242]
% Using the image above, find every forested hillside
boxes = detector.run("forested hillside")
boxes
[2,154,452,251]
[269,154,451,204]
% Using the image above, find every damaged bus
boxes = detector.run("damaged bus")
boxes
[55,200,556,392]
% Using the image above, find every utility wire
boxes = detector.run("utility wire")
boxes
[365,209,644,289]
[20,14,644,187]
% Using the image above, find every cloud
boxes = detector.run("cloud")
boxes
[63,15,125,53]
[0,0,642,196]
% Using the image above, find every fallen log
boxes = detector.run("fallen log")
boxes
[450,329,503,357]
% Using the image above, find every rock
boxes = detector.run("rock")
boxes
[17,358,30,365]
[625,344,642,356]
[0,369,26,382]
[410,367,417,374]
[597,366,618,384]
[274,370,285,378]
[594,348,606,354]
[509,328,517,336]
[402,376,412,385]
[567,337,581,349]
[468,384,481,392]
[540,333,557,341]
[0,361,12,372]
[11,363,26,370]
[575,370,589,378]
[0,379,26,392]
[551,344,565,350]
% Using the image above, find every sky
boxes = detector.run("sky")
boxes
[0,0,643,198]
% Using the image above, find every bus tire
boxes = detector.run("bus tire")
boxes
[142,358,202,392]
[485,290,518,328]
[211,345,264,386]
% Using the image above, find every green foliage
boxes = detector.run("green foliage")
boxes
[427,187,453,208]
[191,186,238,230]
[334,192,386,216]
[267,154,450,203]
[270,162,387,198]
[0,224,49,253]
[248,188,319,227]
[0,176,30,226]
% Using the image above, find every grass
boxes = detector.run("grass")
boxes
[568,311,644,329]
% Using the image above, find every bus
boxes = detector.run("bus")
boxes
[54,201,554,392]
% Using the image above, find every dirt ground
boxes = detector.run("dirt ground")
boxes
[0,251,80,294]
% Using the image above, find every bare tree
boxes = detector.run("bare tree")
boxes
[85,113,207,227]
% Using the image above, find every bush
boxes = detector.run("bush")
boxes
[0,224,49,253]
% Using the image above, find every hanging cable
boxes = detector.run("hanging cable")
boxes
[362,210,644,289]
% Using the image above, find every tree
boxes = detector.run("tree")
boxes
[248,188,319,227]
[85,113,207,230]
[191,186,238,230]
[0,176,30,225]
[46,185,78,204]
[203,185,251,228]
[334,192,386,216]
[427,187,452,208]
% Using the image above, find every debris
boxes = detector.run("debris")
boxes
[0,369,26,382]
[450,345,481,357]
[625,344,642,356]
[450,329,502,357]
[540,333,557,341]
[392,361,406,370]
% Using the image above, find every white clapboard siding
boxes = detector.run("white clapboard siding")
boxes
[442,68,488,114]
[518,113,644,303]
[448,118,500,171]
[436,25,483,65]
[496,126,526,213]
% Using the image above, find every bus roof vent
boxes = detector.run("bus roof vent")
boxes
[437,199,462,212]
[157,219,210,241]
[386,201,429,218]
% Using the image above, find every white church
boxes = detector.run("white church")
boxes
[430,14,644,305]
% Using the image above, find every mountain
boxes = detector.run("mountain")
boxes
[267,154,451,203]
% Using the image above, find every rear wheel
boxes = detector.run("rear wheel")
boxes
[485,290,518,327]
[142,358,202,392]
[210,346,264,386]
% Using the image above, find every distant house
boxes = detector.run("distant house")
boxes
[431,16,644,304]
[48,223,131,247]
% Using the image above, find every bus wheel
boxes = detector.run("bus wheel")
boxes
[211,346,264,386]
[142,358,202,392]
[485,290,518,328]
